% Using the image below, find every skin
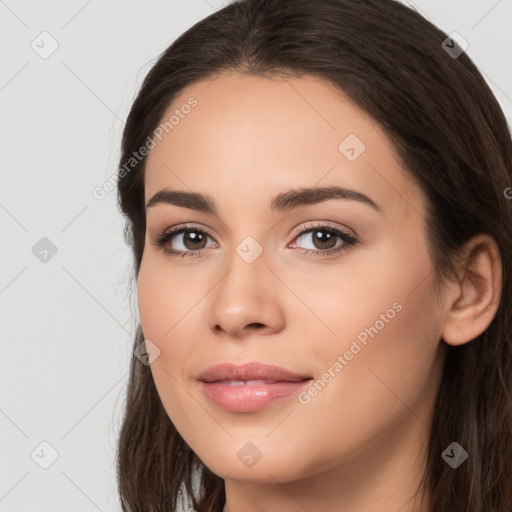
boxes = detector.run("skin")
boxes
[137,72,502,512]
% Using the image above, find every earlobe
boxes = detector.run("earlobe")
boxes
[441,234,502,347]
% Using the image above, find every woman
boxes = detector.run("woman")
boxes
[115,0,512,510]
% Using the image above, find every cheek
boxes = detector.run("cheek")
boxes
[137,257,165,338]
[136,256,208,429]
[297,252,441,431]
[288,239,441,417]
[137,255,197,340]
[269,269,442,478]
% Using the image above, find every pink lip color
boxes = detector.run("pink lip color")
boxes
[199,380,311,412]
[197,362,312,412]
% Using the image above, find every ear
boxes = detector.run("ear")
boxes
[441,234,502,347]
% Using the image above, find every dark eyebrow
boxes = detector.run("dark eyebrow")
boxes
[270,185,382,214]
[145,186,382,214]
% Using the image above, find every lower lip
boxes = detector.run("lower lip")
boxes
[199,380,312,412]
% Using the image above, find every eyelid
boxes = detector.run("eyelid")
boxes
[289,220,356,240]
[161,223,216,239]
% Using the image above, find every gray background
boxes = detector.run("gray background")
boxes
[1,0,511,510]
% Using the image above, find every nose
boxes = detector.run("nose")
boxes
[207,250,286,339]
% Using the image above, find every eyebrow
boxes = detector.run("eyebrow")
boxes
[145,185,382,215]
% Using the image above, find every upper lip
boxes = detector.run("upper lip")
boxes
[197,362,312,383]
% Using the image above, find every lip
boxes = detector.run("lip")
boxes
[197,361,311,383]
[197,362,313,412]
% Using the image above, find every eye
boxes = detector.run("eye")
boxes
[153,221,359,259]
[289,222,359,258]
[152,224,217,258]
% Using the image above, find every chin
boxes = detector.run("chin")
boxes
[194,440,319,484]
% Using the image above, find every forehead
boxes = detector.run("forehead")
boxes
[144,72,424,222]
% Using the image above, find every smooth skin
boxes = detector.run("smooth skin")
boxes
[137,72,502,512]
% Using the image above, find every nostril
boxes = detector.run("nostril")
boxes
[248,322,265,329]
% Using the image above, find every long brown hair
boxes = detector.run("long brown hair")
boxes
[115,1,512,510]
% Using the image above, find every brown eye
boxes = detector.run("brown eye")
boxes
[308,229,339,250]
[291,226,358,256]
[154,226,216,257]
[179,230,208,250]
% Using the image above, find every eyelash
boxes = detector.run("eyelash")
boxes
[152,222,359,259]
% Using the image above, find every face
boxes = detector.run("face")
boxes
[137,72,446,484]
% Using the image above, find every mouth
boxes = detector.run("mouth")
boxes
[197,362,313,412]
